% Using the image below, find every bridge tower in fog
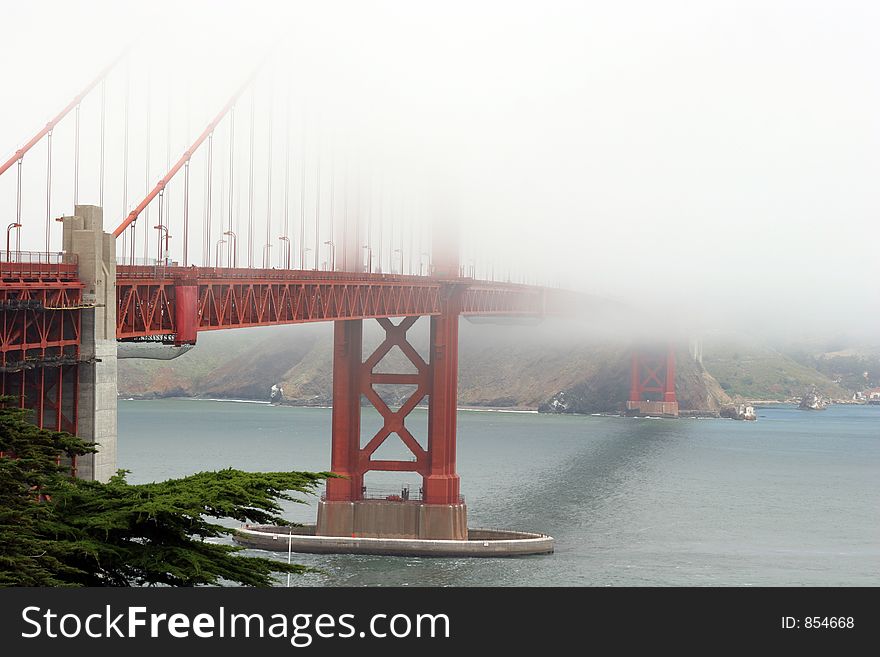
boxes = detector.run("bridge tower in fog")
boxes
[1,53,563,543]
[626,346,679,418]
[320,210,466,540]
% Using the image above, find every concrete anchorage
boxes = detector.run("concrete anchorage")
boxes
[62,205,117,482]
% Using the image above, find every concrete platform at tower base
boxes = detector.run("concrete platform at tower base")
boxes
[316,499,468,540]
[625,400,680,418]
[233,525,555,558]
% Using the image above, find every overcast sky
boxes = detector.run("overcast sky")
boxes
[1,1,878,341]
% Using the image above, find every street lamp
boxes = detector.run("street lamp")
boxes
[262,243,272,268]
[393,248,402,275]
[420,252,431,277]
[362,245,372,273]
[223,230,237,268]
[154,225,171,266]
[6,222,21,262]
[215,239,226,267]
[324,240,336,271]
[279,236,291,269]
[304,246,312,270]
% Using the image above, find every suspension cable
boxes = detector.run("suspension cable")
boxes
[299,110,306,269]
[157,189,164,264]
[247,88,255,268]
[314,134,320,270]
[329,137,334,270]
[0,47,127,180]
[112,56,265,240]
[46,130,52,254]
[121,61,130,260]
[204,132,214,266]
[73,103,80,208]
[15,159,22,256]
[164,77,172,263]
[99,79,106,207]
[227,105,235,267]
[265,89,273,268]
[183,159,190,266]
[283,84,290,266]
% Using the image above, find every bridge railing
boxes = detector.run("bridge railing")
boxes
[0,251,79,280]
[321,486,466,504]
[115,264,449,284]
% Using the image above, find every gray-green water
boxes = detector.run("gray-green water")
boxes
[118,400,880,586]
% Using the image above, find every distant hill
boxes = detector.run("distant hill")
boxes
[700,333,853,401]
[119,319,736,413]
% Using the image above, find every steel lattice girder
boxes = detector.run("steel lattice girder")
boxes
[115,268,552,340]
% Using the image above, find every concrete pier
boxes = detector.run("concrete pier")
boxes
[317,499,468,540]
[235,524,555,557]
[62,205,117,482]
[625,400,679,418]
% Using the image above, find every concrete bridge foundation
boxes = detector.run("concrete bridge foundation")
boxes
[62,205,117,482]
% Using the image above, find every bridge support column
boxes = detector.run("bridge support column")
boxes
[317,293,467,540]
[173,280,199,346]
[625,345,679,418]
[62,205,117,481]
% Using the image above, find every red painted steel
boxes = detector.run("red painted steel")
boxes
[0,262,83,443]
[424,285,463,504]
[629,346,677,403]
[115,266,552,341]
[325,308,461,503]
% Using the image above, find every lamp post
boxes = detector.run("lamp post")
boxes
[304,246,312,270]
[262,243,272,268]
[324,240,336,271]
[223,230,237,268]
[215,239,226,267]
[393,248,402,275]
[154,225,171,266]
[420,251,431,277]
[6,222,21,262]
[279,236,291,269]
[363,244,372,273]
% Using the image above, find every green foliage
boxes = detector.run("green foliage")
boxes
[0,397,328,587]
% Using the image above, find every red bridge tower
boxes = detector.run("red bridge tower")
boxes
[626,346,679,418]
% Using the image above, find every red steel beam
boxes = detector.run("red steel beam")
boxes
[0,50,128,178]
[114,266,566,340]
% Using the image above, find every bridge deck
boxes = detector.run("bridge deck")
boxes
[115,265,548,341]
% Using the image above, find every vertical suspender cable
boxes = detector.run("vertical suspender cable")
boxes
[248,89,255,268]
[157,189,164,264]
[228,106,235,267]
[283,87,290,267]
[205,132,214,266]
[138,73,152,266]
[122,63,130,261]
[408,193,414,275]
[163,80,172,263]
[342,154,348,271]
[15,159,22,258]
[46,131,53,254]
[299,110,306,269]
[329,139,334,270]
[99,79,106,207]
[265,88,273,268]
[73,103,80,208]
[183,159,190,266]
[314,135,320,270]
[377,175,383,273]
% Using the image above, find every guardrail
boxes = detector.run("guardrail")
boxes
[0,251,79,279]
[321,486,465,504]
